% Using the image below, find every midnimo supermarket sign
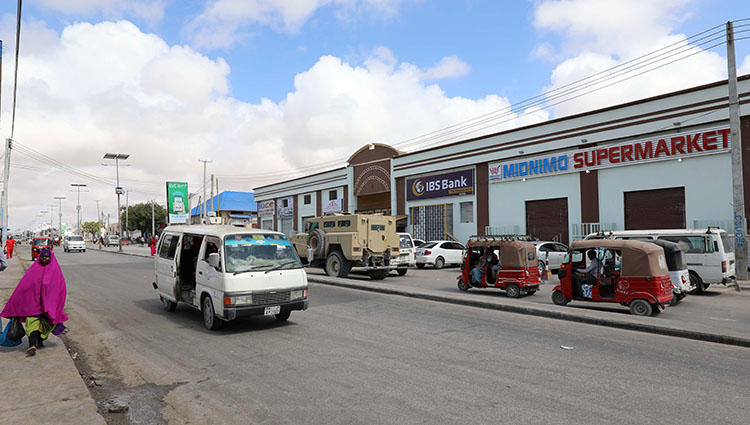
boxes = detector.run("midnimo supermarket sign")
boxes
[488,127,731,183]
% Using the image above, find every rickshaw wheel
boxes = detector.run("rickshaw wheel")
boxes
[457,279,470,292]
[669,294,680,306]
[629,299,653,316]
[505,283,521,298]
[551,290,569,306]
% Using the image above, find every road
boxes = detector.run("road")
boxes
[57,249,749,424]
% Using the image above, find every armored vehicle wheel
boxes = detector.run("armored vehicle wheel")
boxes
[551,290,569,306]
[308,228,326,259]
[629,299,653,316]
[397,268,408,276]
[457,278,469,292]
[325,251,351,278]
[368,269,388,280]
[505,283,521,298]
[434,256,445,269]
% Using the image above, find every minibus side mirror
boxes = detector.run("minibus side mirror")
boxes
[208,253,221,270]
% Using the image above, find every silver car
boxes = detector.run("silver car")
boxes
[64,235,86,253]
[531,241,569,274]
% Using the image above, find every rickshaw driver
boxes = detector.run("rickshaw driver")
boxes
[576,250,601,297]
[470,249,489,285]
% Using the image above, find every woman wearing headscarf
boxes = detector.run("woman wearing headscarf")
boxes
[1,249,68,356]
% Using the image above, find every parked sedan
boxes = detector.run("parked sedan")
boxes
[531,241,569,274]
[415,241,465,269]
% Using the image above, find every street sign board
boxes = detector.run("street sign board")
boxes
[166,181,189,224]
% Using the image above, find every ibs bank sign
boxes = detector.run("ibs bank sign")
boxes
[406,169,474,201]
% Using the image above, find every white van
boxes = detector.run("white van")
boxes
[154,225,309,330]
[391,233,417,276]
[585,228,735,293]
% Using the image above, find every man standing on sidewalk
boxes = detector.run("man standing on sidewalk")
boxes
[5,237,15,259]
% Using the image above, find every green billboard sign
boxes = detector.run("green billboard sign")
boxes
[166,182,189,224]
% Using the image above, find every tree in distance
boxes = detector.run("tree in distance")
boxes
[121,203,167,235]
[81,221,102,236]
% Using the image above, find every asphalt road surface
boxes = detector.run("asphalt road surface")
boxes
[57,250,749,424]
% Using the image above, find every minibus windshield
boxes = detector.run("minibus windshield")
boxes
[224,233,303,274]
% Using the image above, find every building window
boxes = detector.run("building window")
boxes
[282,199,288,208]
[304,194,311,205]
[329,190,337,201]
[460,202,473,223]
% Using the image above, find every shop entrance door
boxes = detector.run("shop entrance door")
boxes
[410,204,454,241]
[624,187,685,230]
[526,197,569,244]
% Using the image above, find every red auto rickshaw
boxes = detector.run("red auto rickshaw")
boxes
[31,236,53,260]
[457,236,541,297]
[552,240,673,316]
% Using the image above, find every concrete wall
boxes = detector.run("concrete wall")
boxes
[598,152,732,229]
[487,172,581,237]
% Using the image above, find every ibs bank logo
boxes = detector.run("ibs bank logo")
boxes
[411,179,425,198]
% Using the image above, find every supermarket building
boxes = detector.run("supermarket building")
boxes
[254,76,750,244]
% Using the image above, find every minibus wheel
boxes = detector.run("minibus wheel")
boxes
[202,296,222,330]
[160,296,176,312]
[629,299,653,316]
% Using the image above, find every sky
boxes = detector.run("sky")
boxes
[0,0,748,232]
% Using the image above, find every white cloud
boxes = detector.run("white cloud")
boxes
[533,0,727,117]
[740,55,750,75]
[417,55,470,80]
[186,0,408,49]
[3,19,539,231]
[530,42,557,62]
[36,0,166,22]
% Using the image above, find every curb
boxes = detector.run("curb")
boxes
[307,276,750,348]
[88,245,151,259]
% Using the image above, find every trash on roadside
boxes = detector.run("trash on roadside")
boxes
[71,352,78,359]
[560,345,574,350]
[103,399,129,413]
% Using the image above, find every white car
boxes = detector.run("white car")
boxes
[531,241,569,274]
[415,241,465,269]
[391,233,417,275]
[64,235,86,253]
[105,235,121,246]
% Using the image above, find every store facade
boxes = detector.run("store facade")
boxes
[256,76,750,243]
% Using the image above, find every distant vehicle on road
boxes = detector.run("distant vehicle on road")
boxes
[104,235,120,247]
[530,241,569,274]
[416,241,465,269]
[63,235,86,253]
[154,225,308,330]
[585,228,734,294]
[390,233,417,276]
[31,237,53,260]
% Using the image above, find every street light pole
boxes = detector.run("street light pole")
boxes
[104,153,130,252]
[151,200,155,236]
[54,196,65,233]
[70,183,87,234]
[199,159,212,222]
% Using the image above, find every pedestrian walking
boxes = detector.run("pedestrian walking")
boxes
[0,249,68,356]
[5,236,15,259]
[150,235,158,256]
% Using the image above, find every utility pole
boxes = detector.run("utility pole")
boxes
[2,139,11,248]
[70,183,87,234]
[210,173,215,221]
[199,159,212,222]
[95,199,101,227]
[125,189,129,238]
[104,153,130,252]
[54,196,65,233]
[727,21,746,287]
[151,200,155,236]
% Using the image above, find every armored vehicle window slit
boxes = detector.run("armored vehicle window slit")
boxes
[323,221,336,228]
[337,220,351,227]
[371,224,385,231]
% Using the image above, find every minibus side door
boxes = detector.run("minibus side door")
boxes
[156,233,181,301]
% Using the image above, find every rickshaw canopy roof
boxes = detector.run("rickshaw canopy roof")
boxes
[570,239,668,277]
[646,239,687,271]
[466,235,531,249]
[500,240,538,268]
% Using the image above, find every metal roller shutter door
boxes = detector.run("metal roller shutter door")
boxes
[526,198,569,244]
[624,187,685,230]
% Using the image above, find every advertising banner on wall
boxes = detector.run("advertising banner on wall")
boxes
[323,199,343,214]
[406,169,474,201]
[166,182,189,224]
[277,197,294,218]
[258,200,275,216]
[488,126,731,183]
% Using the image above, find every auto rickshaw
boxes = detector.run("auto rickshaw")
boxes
[647,239,691,306]
[552,240,673,316]
[457,236,540,297]
[31,236,53,260]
